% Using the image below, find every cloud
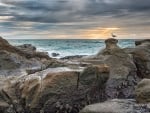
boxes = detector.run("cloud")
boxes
[0,0,150,39]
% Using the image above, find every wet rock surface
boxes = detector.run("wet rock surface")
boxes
[61,55,86,60]
[51,53,60,57]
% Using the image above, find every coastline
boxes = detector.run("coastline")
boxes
[0,37,150,113]
[8,39,135,59]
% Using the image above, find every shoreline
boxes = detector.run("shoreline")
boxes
[8,38,136,59]
[0,37,150,113]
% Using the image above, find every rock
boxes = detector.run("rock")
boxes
[80,65,109,86]
[0,37,10,47]
[16,44,36,53]
[0,51,20,70]
[0,71,85,113]
[135,39,150,46]
[51,53,60,57]
[105,38,119,49]
[132,39,150,78]
[0,36,61,76]
[79,65,110,102]
[1,36,150,113]
[82,38,140,99]
[0,36,50,60]
[96,38,120,56]
[80,99,150,113]
[61,55,86,60]
[135,79,150,103]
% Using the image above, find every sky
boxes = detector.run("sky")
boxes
[0,0,150,39]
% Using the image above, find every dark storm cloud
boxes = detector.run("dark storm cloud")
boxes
[0,0,150,38]
[1,0,150,23]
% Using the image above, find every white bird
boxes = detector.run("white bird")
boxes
[111,33,117,38]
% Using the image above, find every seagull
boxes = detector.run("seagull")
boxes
[111,33,117,38]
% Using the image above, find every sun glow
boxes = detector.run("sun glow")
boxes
[81,27,120,39]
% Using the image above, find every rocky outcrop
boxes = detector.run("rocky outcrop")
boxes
[0,36,50,60]
[0,36,65,76]
[80,39,150,113]
[51,53,60,57]
[97,38,120,56]
[79,65,110,102]
[0,71,77,112]
[16,44,36,53]
[135,79,150,103]
[135,39,150,46]
[80,99,150,113]
[80,65,109,86]
[0,70,88,113]
[1,37,150,113]
[132,39,150,78]
[82,38,140,99]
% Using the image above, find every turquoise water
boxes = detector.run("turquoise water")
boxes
[8,39,135,58]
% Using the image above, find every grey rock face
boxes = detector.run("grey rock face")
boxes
[16,44,36,53]
[83,38,140,99]
[136,79,150,103]
[0,36,61,76]
[80,99,150,113]
[132,40,150,78]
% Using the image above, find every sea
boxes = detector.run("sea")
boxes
[8,39,135,58]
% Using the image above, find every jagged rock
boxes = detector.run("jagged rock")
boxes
[104,53,139,99]
[0,36,64,76]
[80,99,150,113]
[135,39,150,46]
[135,79,150,103]
[16,44,36,53]
[51,53,60,57]
[82,38,140,99]
[0,51,20,70]
[0,36,50,60]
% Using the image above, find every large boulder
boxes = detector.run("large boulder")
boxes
[132,39,150,78]
[80,99,150,113]
[80,65,109,86]
[0,69,88,113]
[82,38,140,99]
[80,65,110,102]
[135,79,150,103]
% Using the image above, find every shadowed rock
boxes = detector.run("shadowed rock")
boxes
[132,39,150,78]
[135,39,150,46]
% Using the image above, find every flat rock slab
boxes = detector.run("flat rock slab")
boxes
[80,99,150,113]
